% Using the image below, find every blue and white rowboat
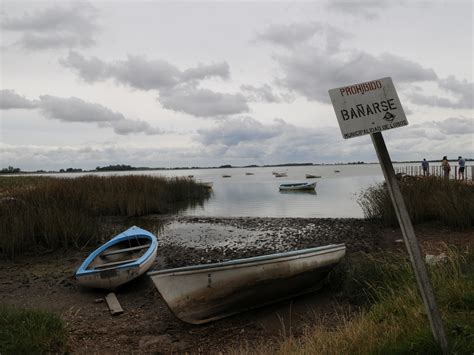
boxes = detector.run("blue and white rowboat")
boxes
[75,226,158,290]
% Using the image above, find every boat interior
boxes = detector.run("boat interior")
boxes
[87,237,151,270]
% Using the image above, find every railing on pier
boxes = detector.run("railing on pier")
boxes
[395,164,473,181]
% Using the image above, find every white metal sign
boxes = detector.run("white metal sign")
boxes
[328,77,408,139]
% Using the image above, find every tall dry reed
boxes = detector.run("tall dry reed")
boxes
[357,177,474,228]
[0,175,210,258]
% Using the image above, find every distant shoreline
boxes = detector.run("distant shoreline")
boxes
[3,159,472,175]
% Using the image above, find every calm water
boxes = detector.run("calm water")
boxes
[36,162,472,218]
[92,164,385,218]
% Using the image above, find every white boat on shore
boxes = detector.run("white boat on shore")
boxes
[148,244,346,324]
[279,182,316,191]
[75,226,158,290]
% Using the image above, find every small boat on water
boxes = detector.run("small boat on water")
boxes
[279,182,316,191]
[222,175,231,178]
[334,170,341,173]
[148,244,345,324]
[305,174,321,179]
[245,172,254,175]
[274,172,287,177]
[75,226,158,290]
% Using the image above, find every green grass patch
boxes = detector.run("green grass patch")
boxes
[237,247,474,354]
[0,304,67,354]
[357,177,474,228]
[0,175,211,258]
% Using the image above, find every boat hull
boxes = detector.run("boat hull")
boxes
[148,244,345,324]
[75,226,158,290]
[279,182,316,191]
[76,247,157,289]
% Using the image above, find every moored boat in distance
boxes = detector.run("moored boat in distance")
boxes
[274,172,287,177]
[305,174,321,179]
[148,244,346,324]
[222,175,231,178]
[75,226,158,290]
[279,182,316,191]
[245,172,254,175]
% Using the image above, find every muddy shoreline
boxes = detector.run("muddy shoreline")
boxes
[1,217,472,354]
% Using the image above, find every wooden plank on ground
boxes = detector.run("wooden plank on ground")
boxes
[105,293,123,315]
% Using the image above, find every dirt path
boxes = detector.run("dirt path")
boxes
[0,217,472,354]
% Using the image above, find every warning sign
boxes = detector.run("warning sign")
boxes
[328,77,408,139]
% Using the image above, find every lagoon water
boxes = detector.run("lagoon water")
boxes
[45,162,472,218]
[176,165,383,218]
[94,164,386,218]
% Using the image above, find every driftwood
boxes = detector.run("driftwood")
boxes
[105,293,123,315]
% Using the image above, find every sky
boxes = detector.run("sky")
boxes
[0,0,472,171]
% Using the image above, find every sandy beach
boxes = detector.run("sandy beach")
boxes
[0,216,472,354]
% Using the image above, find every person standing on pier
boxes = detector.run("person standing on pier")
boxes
[421,158,430,176]
[458,156,465,180]
[441,156,451,180]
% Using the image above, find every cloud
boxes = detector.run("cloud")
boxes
[1,3,99,50]
[255,22,437,104]
[0,89,37,109]
[38,95,161,135]
[327,0,392,19]
[256,22,348,54]
[256,23,324,48]
[61,51,230,90]
[432,116,473,135]
[197,117,282,145]
[0,90,161,135]
[409,76,473,109]
[240,84,293,103]
[58,51,109,83]
[159,87,249,117]
[61,51,244,117]
[276,49,436,103]
[196,117,350,163]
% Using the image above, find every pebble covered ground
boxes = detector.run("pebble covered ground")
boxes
[148,216,383,269]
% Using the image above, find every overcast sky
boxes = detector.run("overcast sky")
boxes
[0,0,472,171]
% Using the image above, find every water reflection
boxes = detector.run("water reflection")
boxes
[279,190,317,195]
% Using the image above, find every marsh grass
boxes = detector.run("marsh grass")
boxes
[232,248,474,354]
[0,304,67,354]
[0,175,210,258]
[358,177,474,228]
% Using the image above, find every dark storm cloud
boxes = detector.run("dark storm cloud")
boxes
[1,3,99,50]
[0,89,37,109]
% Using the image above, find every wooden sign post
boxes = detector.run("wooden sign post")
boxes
[329,77,448,353]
